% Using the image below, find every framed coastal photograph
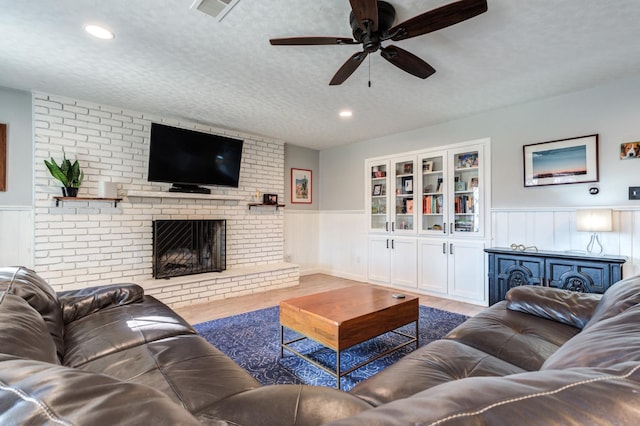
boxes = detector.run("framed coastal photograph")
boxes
[523,134,599,187]
[291,168,312,204]
[0,123,6,192]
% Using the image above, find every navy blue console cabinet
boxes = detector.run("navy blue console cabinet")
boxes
[485,247,627,305]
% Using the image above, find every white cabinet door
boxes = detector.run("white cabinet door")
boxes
[417,239,448,295]
[368,236,390,283]
[448,239,486,303]
[367,160,391,233]
[390,237,417,288]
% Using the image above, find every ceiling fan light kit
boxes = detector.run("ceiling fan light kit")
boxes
[269,0,488,85]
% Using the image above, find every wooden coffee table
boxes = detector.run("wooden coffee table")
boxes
[280,286,419,389]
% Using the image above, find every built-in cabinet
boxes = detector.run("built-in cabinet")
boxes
[366,139,490,305]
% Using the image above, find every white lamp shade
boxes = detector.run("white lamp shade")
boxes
[576,209,613,232]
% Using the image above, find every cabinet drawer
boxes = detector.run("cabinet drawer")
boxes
[546,259,613,294]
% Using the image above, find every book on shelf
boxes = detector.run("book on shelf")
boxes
[422,195,442,214]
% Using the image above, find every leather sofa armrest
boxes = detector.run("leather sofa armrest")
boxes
[58,283,144,324]
[506,285,601,329]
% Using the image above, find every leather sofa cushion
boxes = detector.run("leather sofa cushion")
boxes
[543,303,640,370]
[445,301,580,371]
[349,339,526,407]
[585,275,640,330]
[327,362,640,426]
[0,293,59,364]
[200,384,372,425]
[0,354,202,426]
[63,295,196,368]
[506,285,601,329]
[58,283,145,324]
[77,334,260,413]
[0,267,64,359]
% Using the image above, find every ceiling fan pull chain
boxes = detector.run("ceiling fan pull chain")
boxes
[368,54,372,88]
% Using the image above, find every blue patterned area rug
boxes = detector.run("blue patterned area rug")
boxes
[194,305,468,391]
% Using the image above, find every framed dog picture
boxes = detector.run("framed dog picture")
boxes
[620,141,640,160]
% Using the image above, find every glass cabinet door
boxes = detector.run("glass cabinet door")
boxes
[419,153,446,234]
[452,148,481,234]
[369,161,389,232]
[393,157,416,233]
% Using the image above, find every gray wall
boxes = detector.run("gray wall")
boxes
[0,87,32,206]
[284,143,319,210]
[319,73,640,211]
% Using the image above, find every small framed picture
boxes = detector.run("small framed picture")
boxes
[468,177,479,189]
[291,168,312,204]
[402,176,413,194]
[423,161,434,172]
[403,163,413,174]
[620,141,640,160]
[263,193,278,205]
[406,199,414,213]
[372,184,383,196]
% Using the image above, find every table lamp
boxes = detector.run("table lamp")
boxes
[576,209,613,254]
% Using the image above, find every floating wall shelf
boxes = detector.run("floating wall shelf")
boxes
[53,196,123,207]
[248,203,285,210]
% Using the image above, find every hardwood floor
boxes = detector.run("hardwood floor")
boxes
[174,273,486,325]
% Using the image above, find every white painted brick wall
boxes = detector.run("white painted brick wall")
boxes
[33,92,295,301]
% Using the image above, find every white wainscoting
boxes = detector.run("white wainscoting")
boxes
[317,210,368,282]
[491,208,640,277]
[0,207,34,268]
[285,209,368,281]
[283,210,320,275]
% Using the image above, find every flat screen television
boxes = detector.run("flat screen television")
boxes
[148,123,244,193]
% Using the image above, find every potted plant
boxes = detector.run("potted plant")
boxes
[44,154,84,197]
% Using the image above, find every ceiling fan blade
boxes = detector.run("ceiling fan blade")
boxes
[270,37,358,45]
[349,0,378,32]
[329,51,369,85]
[380,45,435,79]
[389,0,487,41]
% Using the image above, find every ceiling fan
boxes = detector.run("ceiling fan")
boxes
[269,0,488,85]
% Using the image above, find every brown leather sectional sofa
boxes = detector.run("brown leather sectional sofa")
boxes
[2,266,640,425]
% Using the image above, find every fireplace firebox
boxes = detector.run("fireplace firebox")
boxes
[153,219,226,279]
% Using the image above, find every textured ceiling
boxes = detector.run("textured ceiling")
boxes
[2,0,640,150]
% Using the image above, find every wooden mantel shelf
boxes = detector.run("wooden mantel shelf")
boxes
[126,190,244,201]
[53,196,123,207]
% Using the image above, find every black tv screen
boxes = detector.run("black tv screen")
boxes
[148,123,243,191]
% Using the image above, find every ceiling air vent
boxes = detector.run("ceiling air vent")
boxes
[191,0,240,22]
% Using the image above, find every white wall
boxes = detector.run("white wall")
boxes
[0,87,34,267]
[319,73,640,211]
[0,86,33,206]
[314,73,640,282]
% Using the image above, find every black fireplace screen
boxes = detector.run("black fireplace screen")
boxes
[153,219,226,279]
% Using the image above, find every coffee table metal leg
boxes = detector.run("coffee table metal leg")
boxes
[280,325,284,358]
[336,350,341,390]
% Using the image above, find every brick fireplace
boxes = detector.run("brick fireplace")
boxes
[32,92,298,306]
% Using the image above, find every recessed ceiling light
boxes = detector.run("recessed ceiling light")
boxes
[339,110,353,118]
[84,24,115,40]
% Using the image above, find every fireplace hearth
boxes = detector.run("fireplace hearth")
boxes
[153,219,226,279]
